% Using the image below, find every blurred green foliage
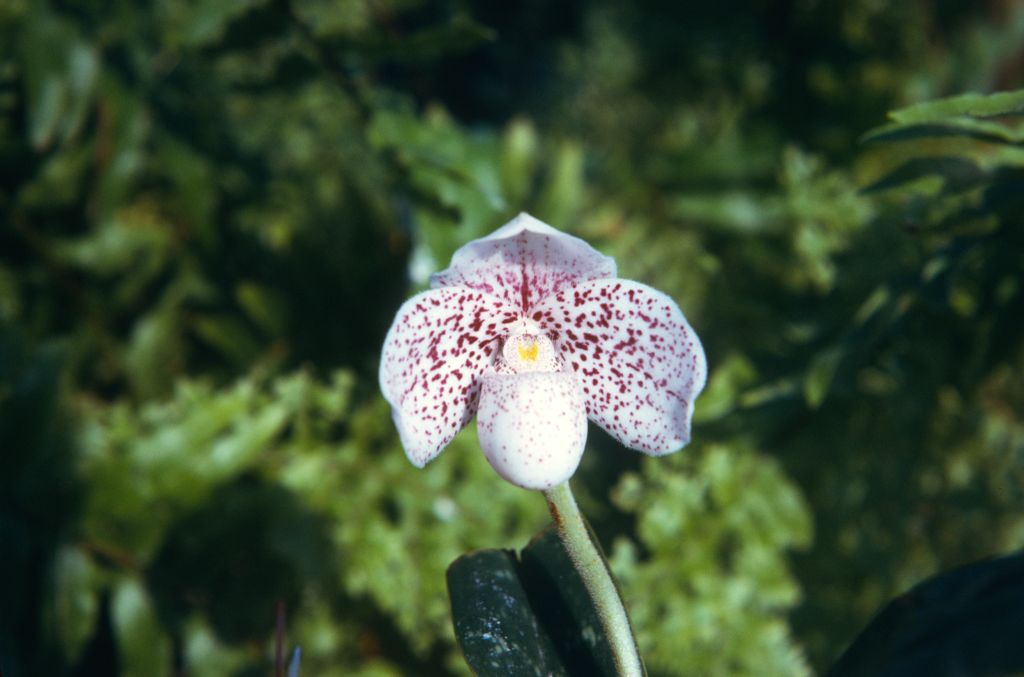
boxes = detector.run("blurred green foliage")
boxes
[2,0,1024,675]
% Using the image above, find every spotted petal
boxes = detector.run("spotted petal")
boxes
[430,213,616,313]
[379,287,517,466]
[535,279,707,454]
[477,371,587,490]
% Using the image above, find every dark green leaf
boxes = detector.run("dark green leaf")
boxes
[448,526,625,676]
[191,314,264,367]
[829,551,1024,677]
[861,157,988,194]
[861,119,1022,145]
[803,345,843,409]
[447,549,568,676]
[888,90,1024,123]
[163,0,271,48]
[518,527,621,676]
[19,9,98,150]
[111,578,172,675]
[53,546,100,663]
[236,281,288,336]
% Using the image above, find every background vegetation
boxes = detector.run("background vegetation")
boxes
[2,0,1023,675]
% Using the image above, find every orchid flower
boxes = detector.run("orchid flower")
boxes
[380,213,707,490]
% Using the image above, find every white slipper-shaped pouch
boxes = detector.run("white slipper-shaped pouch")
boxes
[476,370,586,490]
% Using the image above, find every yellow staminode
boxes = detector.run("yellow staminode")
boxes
[518,342,540,362]
[502,330,556,373]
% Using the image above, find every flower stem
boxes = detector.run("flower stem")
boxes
[543,481,645,677]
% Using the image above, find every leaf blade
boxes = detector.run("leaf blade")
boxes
[447,549,569,677]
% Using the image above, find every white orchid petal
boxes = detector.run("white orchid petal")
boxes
[476,371,587,490]
[379,287,517,466]
[430,213,616,312]
[535,279,707,454]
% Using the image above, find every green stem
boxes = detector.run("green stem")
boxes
[543,481,645,677]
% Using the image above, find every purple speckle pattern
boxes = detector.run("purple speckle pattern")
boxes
[534,279,707,454]
[379,286,514,466]
[380,212,707,478]
[476,371,587,490]
[430,213,616,312]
